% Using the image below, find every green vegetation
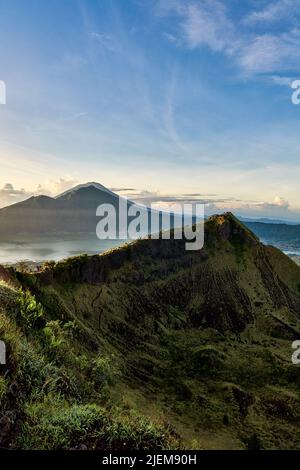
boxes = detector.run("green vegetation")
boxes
[19,399,174,450]
[0,281,180,450]
[17,289,44,329]
[1,214,300,450]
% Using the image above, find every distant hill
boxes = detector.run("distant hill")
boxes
[245,221,300,253]
[239,216,300,225]
[1,213,300,449]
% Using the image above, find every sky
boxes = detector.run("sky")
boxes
[0,0,300,220]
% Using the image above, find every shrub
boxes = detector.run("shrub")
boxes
[17,289,44,329]
[42,321,64,353]
[105,411,177,450]
[42,261,56,271]
[90,355,116,389]
[245,433,262,450]
[15,262,31,273]
[42,320,80,365]
[20,400,107,450]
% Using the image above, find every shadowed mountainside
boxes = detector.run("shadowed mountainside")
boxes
[0,182,187,240]
[0,184,128,236]
[1,213,300,449]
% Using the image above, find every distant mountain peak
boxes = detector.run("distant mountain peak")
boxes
[56,182,116,199]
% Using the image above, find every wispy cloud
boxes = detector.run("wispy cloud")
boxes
[158,0,234,52]
[36,177,78,196]
[110,187,136,193]
[162,68,187,151]
[162,32,181,46]
[89,32,117,52]
[26,112,88,133]
[122,187,299,220]
[237,29,300,75]
[157,0,300,76]
[180,1,234,52]
[128,189,223,205]
[269,75,294,86]
[244,0,300,25]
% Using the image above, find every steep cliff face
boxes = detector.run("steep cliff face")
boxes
[1,213,300,449]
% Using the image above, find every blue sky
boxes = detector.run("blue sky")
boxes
[0,0,300,220]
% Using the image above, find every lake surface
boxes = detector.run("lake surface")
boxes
[260,238,300,256]
[0,234,124,265]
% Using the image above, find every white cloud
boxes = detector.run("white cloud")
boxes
[205,196,297,220]
[180,1,234,52]
[245,0,300,25]
[237,30,300,75]
[126,188,297,221]
[0,177,79,208]
[273,195,289,207]
[0,184,33,208]
[270,75,293,86]
[36,177,78,196]
[156,0,300,76]
[158,0,234,52]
